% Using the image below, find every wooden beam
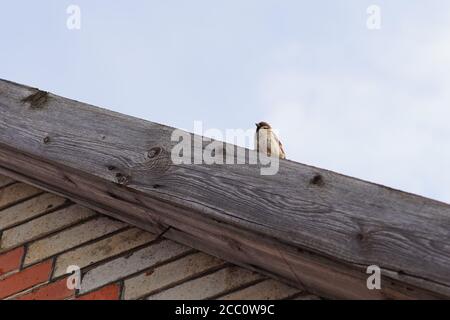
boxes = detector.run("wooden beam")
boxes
[0,79,449,299]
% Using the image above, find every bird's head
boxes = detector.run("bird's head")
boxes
[255,121,272,131]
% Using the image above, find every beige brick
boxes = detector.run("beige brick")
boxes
[124,252,225,300]
[0,183,41,210]
[24,216,125,266]
[80,240,190,294]
[0,193,67,230]
[147,266,263,300]
[218,279,300,300]
[53,228,155,278]
[0,175,14,188]
[0,205,95,252]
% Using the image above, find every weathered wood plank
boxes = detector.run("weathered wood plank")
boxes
[0,174,14,188]
[0,79,449,299]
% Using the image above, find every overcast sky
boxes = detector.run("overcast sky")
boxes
[1,1,449,203]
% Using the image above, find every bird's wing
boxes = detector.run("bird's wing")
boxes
[271,131,286,159]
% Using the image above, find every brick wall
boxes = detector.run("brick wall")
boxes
[0,174,319,300]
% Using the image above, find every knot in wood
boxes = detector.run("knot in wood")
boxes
[115,172,130,186]
[310,174,324,187]
[356,233,365,241]
[147,147,162,159]
[43,136,51,144]
[131,146,171,178]
[22,90,48,109]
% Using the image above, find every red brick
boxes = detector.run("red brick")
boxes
[0,247,24,276]
[76,284,120,300]
[0,259,52,299]
[16,277,74,300]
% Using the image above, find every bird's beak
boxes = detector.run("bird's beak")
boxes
[255,123,258,127]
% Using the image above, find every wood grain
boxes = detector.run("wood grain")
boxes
[0,79,449,299]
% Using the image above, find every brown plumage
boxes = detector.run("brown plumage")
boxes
[255,121,286,159]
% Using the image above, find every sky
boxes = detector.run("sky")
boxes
[1,1,449,203]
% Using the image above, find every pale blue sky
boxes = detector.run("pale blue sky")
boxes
[1,1,449,202]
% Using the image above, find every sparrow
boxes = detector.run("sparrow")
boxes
[255,121,286,159]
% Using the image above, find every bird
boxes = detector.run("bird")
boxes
[255,121,286,159]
